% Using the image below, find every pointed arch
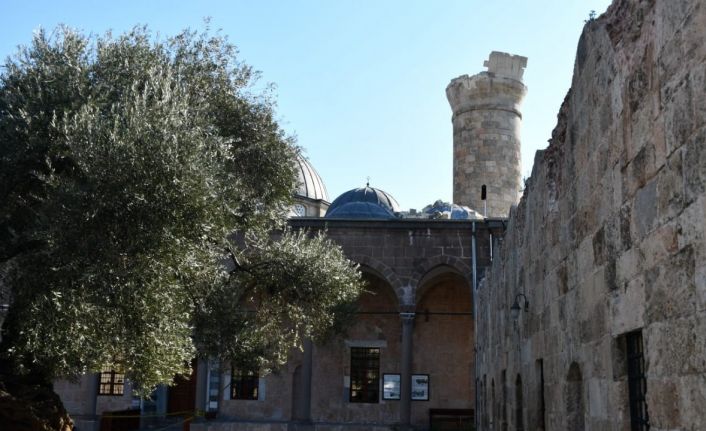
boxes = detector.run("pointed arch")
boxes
[566,362,584,431]
[347,254,404,304]
[515,374,524,431]
[411,255,472,291]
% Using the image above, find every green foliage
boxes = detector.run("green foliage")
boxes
[0,26,363,394]
[195,230,361,373]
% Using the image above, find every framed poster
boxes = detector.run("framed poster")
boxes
[411,374,429,401]
[383,374,401,400]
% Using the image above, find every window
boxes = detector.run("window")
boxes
[566,362,584,431]
[626,331,649,431]
[491,379,496,428]
[98,368,125,396]
[482,374,488,428]
[350,347,380,403]
[501,369,507,431]
[231,369,259,400]
[515,374,524,431]
[537,359,546,430]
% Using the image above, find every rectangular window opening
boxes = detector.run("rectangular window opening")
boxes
[98,367,125,396]
[626,331,649,431]
[537,359,545,430]
[231,369,259,400]
[350,347,380,403]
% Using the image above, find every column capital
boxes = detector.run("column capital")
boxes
[400,312,415,322]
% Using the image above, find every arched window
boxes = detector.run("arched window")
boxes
[483,374,488,429]
[501,370,508,431]
[566,362,585,431]
[292,365,305,420]
[515,374,524,431]
[537,359,546,430]
[491,378,496,429]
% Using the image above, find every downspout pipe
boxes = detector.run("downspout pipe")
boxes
[471,221,479,429]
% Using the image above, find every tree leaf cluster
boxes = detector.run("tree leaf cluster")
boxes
[0,26,363,394]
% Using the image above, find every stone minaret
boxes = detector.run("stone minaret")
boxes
[446,51,527,218]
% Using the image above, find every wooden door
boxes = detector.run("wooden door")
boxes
[167,360,197,415]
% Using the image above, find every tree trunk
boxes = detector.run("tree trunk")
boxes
[0,367,73,431]
[0,309,73,431]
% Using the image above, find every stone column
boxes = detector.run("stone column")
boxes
[195,358,208,413]
[301,338,314,422]
[400,312,415,429]
[446,51,528,218]
[88,372,99,426]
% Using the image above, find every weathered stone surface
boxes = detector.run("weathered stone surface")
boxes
[447,51,527,217]
[475,0,706,430]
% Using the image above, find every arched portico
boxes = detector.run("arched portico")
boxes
[411,265,474,425]
[348,254,405,302]
[411,255,473,294]
[285,217,493,430]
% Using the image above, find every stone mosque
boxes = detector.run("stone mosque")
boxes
[57,50,526,431]
[55,1,706,429]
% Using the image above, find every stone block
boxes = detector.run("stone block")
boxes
[637,221,679,270]
[645,315,706,378]
[684,126,706,205]
[633,179,658,239]
[656,147,685,223]
[645,245,697,322]
[588,378,608,420]
[610,275,645,337]
[678,373,706,429]
[662,70,695,156]
[615,246,640,289]
[645,378,681,430]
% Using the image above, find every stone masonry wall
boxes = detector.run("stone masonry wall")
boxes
[475,1,705,430]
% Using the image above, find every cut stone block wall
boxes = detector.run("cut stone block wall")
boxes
[447,51,527,218]
[475,1,706,430]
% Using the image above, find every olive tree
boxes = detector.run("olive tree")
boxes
[0,25,362,425]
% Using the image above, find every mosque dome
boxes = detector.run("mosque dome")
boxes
[421,200,483,220]
[294,154,329,202]
[325,186,400,219]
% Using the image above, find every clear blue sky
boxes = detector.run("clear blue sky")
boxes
[1,0,613,211]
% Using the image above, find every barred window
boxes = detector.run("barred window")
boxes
[98,368,125,396]
[626,331,650,431]
[350,347,380,403]
[231,370,258,400]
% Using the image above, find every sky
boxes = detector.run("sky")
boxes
[1,0,613,211]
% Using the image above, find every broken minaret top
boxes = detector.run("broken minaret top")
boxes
[483,51,528,81]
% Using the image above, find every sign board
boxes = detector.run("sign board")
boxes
[383,374,401,400]
[411,374,429,401]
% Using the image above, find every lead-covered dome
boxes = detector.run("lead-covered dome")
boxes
[325,186,400,219]
[294,155,329,202]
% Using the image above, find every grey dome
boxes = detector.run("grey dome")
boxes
[294,155,329,202]
[325,186,400,219]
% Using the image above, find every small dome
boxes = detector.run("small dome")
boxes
[326,186,400,219]
[421,200,483,220]
[294,155,329,202]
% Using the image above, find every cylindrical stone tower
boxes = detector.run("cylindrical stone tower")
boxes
[446,51,527,218]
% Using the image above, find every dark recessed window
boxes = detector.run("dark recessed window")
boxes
[231,369,259,400]
[515,374,524,431]
[626,331,650,431]
[98,368,125,396]
[350,347,380,403]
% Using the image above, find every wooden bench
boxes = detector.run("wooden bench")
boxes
[429,408,475,431]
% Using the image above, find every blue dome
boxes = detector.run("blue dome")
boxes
[325,186,400,219]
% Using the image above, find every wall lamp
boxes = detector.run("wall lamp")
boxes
[510,293,529,321]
